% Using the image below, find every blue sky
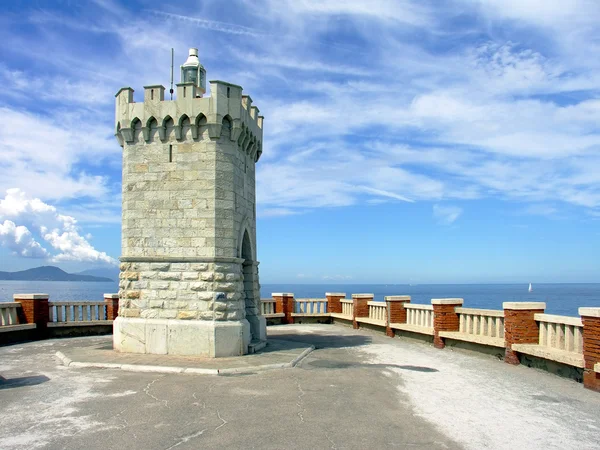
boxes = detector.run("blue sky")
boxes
[0,0,599,283]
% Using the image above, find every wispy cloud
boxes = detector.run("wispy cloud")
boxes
[146,10,265,37]
[2,0,600,271]
[433,204,463,225]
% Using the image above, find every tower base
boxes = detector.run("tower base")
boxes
[113,317,254,357]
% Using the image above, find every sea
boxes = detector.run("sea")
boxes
[1,281,599,318]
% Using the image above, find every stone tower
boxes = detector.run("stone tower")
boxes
[113,48,266,357]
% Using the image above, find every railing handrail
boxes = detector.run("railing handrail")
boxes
[295,298,328,302]
[455,307,503,317]
[49,301,106,307]
[340,299,352,304]
[261,298,275,302]
[367,301,386,307]
[404,304,433,310]
[0,302,22,308]
[534,313,583,327]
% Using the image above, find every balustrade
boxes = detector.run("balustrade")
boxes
[260,299,277,316]
[48,302,108,323]
[0,302,21,326]
[368,301,387,323]
[341,299,354,317]
[535,314,583,354]
[457,308,504,339]
[405,304,434,329]
[294,298,328,315]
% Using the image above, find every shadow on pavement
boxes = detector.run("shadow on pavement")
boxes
[0,375,50,390]
[267,333,372,350]
[303,359,438,372]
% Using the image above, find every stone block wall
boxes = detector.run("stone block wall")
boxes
[117,80,262,265]
[118,260,247,321]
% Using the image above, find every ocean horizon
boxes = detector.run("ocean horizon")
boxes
[1,281,598,317]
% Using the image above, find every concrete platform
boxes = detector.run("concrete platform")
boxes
[1,324,600,450]
[56,338,313,375]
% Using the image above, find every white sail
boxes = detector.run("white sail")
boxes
[528,283,532,293]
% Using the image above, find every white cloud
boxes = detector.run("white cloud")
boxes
[2,0,600,236]
[0,220,49,258]
[259,207,301,217]
[0,189,117,266]
[0,106,115,201]
[433,204,462,225]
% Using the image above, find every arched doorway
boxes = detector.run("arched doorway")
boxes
[241,229,260,342]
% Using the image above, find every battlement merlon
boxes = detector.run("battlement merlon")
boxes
[114,80,263,159]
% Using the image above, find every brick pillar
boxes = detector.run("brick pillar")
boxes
[432,298,463,349]
[503,302,546,365]
[579,307,600,392]
[385,296,411,337]
[272,293,295,324]
[326,293,345,314]
[352,294,372,329]
[14,293,49,338]
[104,293,120,320]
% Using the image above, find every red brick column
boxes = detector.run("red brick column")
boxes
[503,302,546,365]
[579,307,600,392]
[104,294,120,320]
[14,293,49,338]
[352,294,373,329]
[385,296,411,337]
[272,293,295,324]
[326,292,345,314]
[432,298,463,349]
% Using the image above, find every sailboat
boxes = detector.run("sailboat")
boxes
[528,283,533,293]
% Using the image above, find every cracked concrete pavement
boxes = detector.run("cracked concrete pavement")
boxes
[1,324,599,449]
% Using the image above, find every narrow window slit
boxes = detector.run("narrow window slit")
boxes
[183,86,186,98]
[151,89,154,100]
[169,144,173,162]
[227,87,230,98]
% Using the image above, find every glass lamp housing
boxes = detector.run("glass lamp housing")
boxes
[198,67,206,92]
[180,48,207,96]
[183,66,198,85]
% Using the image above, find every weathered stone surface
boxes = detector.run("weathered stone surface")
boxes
[116,70,266,357]
[200,272,214,281]
[177,311,197,320]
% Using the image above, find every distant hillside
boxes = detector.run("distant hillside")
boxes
[0,266,114,282]
[75,268,119,282]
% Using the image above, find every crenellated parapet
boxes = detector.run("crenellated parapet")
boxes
[115,80,263,162]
